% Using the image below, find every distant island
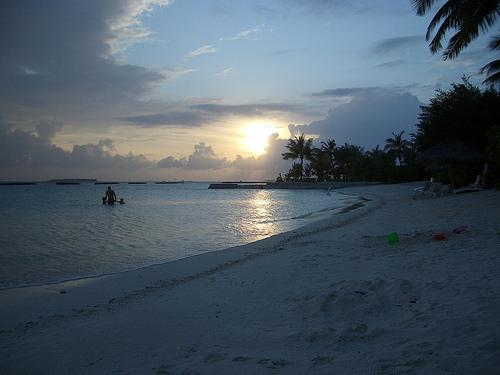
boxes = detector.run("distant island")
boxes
[47,179,97,184]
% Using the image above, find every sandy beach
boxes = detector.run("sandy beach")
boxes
[1,183,499,374]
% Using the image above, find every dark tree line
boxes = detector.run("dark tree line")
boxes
[281,132,422,183]
[281,81,500,187]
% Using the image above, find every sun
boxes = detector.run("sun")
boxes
[242,123,276,155]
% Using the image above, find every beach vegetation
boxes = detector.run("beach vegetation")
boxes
[282,133,314,181]
[281,133,423,183]
[384,130,412,166]
[414,79,500,187]
[285,162,303,181]
[321,139,337,177]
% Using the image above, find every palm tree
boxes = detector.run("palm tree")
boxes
[282,133,313,181]
[481,36,500,84]
[308,148,331,181]
[413,0,500,84]
[384,131,411,166]
[320,138,336,178]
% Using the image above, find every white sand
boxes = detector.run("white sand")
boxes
[1,183,499,374]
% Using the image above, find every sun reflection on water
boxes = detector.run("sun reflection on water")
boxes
[245,190,281,240]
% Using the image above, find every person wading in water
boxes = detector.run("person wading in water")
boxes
[103,186,117,205]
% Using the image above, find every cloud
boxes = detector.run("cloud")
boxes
[190,102,304,116]
[371,36,423,55]
[120,111,207,127]
[230,134,290,175]
[0,118,152,173]
[185,45,217,58]
[0,0,169,122]
[311,87,384,97]
[158,142,227,170]
[291,89,421,149]
[162,67,196,81]
[220,26,263,41]
[215,67,233,77]
[120,101,307,128]
[156,134,292,178]
[373,59,407,69]
[36,120,63,144]
[0,116,296,180]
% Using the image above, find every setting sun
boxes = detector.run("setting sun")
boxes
[242,123,277,155]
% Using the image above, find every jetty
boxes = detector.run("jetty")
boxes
[208,181,380,190]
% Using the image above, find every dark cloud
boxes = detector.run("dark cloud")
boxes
[35,120,63,144]
[190,103,303,116]
[158,143,227,170]
[371,36,423,55]
[0,0,166,121]
[0,119,152,173]
[157,135,292,178]
[311,87,383,97]
[119,102,306,128]
[291,89,421,149]
[283,0,374,14]
[120,111,207,127]
[373,59,407,69]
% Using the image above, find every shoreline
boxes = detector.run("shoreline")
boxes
[0,193,376,330]
[1,182,499,374]
[0,191,365,292]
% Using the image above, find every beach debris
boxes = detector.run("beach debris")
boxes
[452,225,467,234]
[387,232,399,245]
[433,233,446,241]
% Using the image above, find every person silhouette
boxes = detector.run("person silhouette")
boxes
[103,186,117,205]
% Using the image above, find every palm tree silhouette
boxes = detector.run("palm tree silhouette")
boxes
[413,0,500,84]
[384,131,410,166]
[321,138,336,178]
[282,133,313,181]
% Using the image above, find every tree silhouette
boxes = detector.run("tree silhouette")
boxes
[282,133,313,181]
[320,139,336,178]
[308,148,331,181]
[384,131,411,166]
[413,0,500,84]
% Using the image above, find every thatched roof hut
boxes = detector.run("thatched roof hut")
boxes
[416,139,485,190]
[417,138,485,163]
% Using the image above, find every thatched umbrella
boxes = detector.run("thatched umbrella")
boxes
[416,138,485,190]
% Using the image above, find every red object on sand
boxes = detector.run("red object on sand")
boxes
[433,233,447,241]
[452,225,467,234]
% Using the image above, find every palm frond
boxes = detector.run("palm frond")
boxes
[413,0,438,16]
[489,34,500,50]
[481,59,500,84]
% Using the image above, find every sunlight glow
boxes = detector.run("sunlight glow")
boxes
[242,123,277,155]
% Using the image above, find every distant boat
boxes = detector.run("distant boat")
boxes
[56,182,80,185]
[155,181,184,184]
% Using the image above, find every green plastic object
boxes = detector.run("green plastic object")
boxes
[387,232,399,245]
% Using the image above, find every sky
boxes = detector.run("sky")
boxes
[0,0,496,181]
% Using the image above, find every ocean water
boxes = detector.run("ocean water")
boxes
[0,182,361,288]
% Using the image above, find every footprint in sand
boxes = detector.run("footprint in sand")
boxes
[311,355,335,366]
[257,358,292,369]
[320,292,338,312]
[204,352,227,363]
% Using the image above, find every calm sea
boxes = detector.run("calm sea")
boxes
[0,182,360,288]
